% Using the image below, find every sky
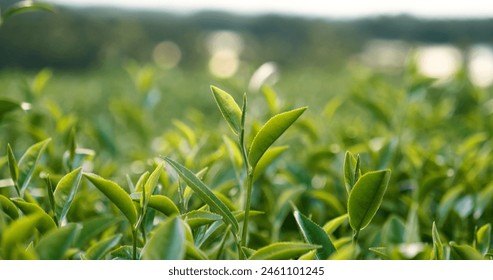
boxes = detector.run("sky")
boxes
[46,0,493,19]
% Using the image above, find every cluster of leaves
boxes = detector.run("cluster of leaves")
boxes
[1,55,493,259]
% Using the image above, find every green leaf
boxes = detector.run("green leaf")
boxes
[35,224,81,260]
[348,169,391,232]
[476,224,491,256]
[11,198,56,234]
[183,210,222,228]
[143,162,164,205]
[0,99,22,120]
[142,216,186,260]
[249,242,320,260]
[293,210,336,259]
[75,215,120,248]
[185,241,209,260]
[381,215,406,245]
[252,146,288,182]
[431,221,444,260]
[53,167,83,222]
[248,107,307,168]
[84,173,138,225]
[17,138,51,194]
[0,195,19,219]
[323,214,348,235]
[1,214,42,259]
[163,157,239,234]
[449,242,483,260]
[2,1,55,21]
[7,144,19,186]
[146,195,180,216]
[344,151,360,193]
[210,86,242,135]
[84,234,123,260]
[109,245,136,260]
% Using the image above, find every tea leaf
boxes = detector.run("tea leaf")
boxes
[248,107,307,168]
[2,214,42,259]
[249,242,320,260]
[449,242,483,260]
[0,99,22,120]
[182,210,222,229]
[84,173,138,225]
[252,146,288,182]
[293,210,336,259]
[142,216,186,260]
[476,223,491,256]
[163,157,239,234]
[54,167,83,222]
[146,195,180,216]
[17,138,51,194]
[7,144,19,188]
[143,162,164,205]
[430,221,444,260]
[348,169,391,232]
[11,198,56,234]
[0,195,19,219]
[36,224,81,260]
[323,214,348,235]
[75,215,120,248]
[185,241,209,260]
[211,86,242,135]
[84,234,123,260]
[344,151,360,193]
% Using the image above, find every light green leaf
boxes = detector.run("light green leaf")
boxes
[476,223,491,256]
[145,195,180,216]
[211,86,242,135]
[0,195,19,219]
[185,241,209,260]
[142,216,186,260]
[2,1,55,21]
[348,169,391,231]
[84,234,123,260]
[248,107,307,168]
[17,138,51,194]
[431,221,444,260]
[323,214,348,235]
[344,151,360,193]
[7,144,19,185]
[449,242,483,260]
[382,215,406,245]
[144,162,164,205]
[293,210,336,259]
[54,167,83,222]
[298,250,317,260]
[182,210,222,228]
[253,146,288,182]
[36,224,81,260]
[249,242,320,260]
[163,157,239,234]
[2,214,42,259]
[109,245,137,260]
[84,173,138,225]
[223,135,243,172]
[11,198,56,234]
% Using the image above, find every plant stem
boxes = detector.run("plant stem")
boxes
[132,229,138,260]
[241,171,253,246]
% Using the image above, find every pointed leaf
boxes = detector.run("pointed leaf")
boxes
[75,215,120,248]
[7,144,19,184]
[36,224,81,260]
[476,224,491,256]
[163,157,239,233]
[253,146,288,182]
[248,107,307,168]
[323,214,348,235]
[348,169,391,231]
[344,151,360,193]
[183,210,222,228]
[146,195,180,216]
[431,221,444,260]
[294,210,336,259]
[249,242,320,260]
[17,138,51,193]
[144,162,164,203]
[11,198,56,234]
[211,86,242,135]
[84,173,138,225]
[54,167,83,222]
[0,195,19,219]
[84,234,123,260]
[142,216,186,260]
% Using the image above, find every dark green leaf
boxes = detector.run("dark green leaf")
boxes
[293,210,336,259]
[142,216,186,260]
[163,157,239,234]
[36,224,80,260]
[248,107,307,168]
[53,167,83,222]
[248,242,320,260]
[84,173,138,225]
[348,169,391,231]
[0,99,22,120]
[211,86,242,135]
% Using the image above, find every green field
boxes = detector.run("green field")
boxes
[1,1,493,260]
